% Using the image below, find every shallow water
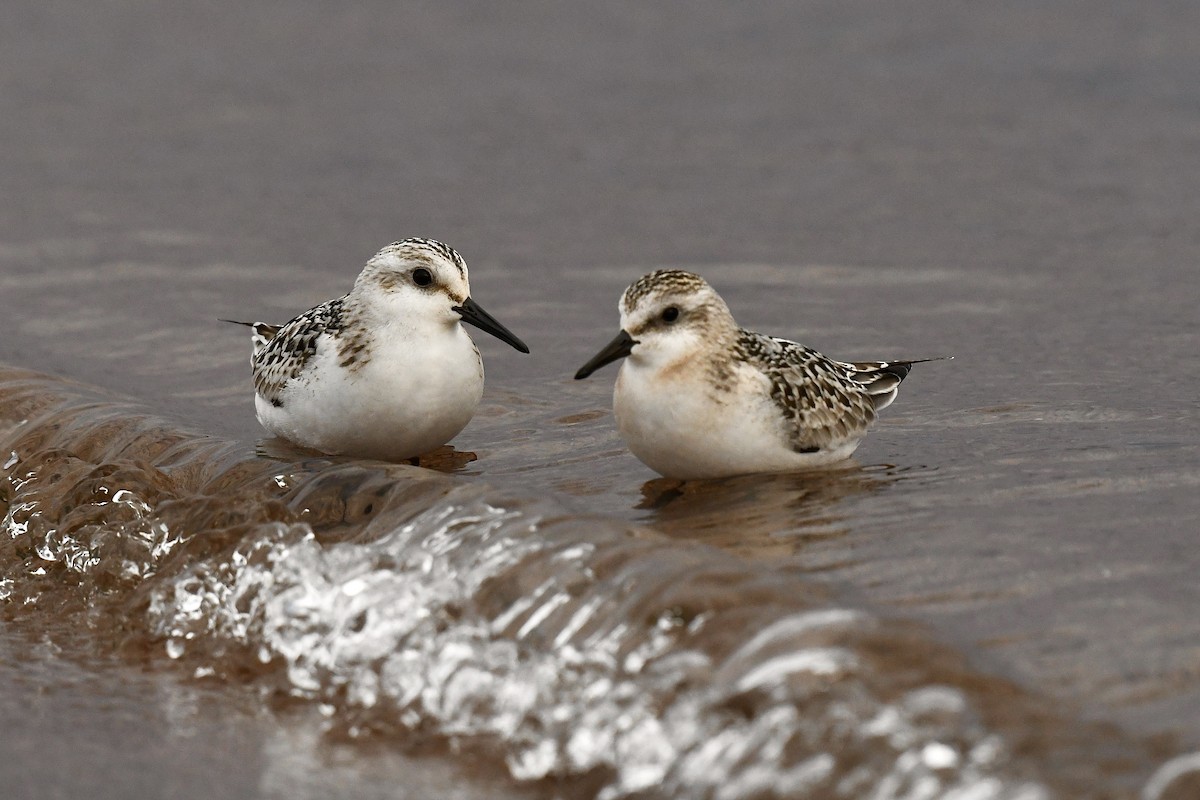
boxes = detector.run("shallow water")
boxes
[4,1,1200,798]
[0,367,1160,799]
[0,627,537,800]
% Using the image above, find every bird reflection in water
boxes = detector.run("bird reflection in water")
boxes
[255,438,479,473]
[636,463,911,558]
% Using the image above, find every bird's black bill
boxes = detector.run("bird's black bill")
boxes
[574,330,636,379]
[453,297,530,353]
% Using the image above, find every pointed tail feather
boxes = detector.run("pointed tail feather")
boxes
[219,319,281,356]
[844,356,952,411]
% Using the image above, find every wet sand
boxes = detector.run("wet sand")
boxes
[3,1,1200,797]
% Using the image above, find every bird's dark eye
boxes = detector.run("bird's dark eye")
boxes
[412,268,433,287]
[661,306,680,323]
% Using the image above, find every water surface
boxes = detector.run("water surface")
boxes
[3,1,1200,797]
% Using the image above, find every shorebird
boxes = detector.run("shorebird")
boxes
[575,269,943,479]
[225,238,528,461]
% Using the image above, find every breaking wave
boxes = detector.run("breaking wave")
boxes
[0,366,1158,799]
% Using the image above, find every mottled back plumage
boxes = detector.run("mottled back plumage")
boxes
[249,297,353,406]
[734,332,880,453]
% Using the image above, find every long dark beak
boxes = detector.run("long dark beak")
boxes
[575,330,636,379]
[453,297,530,353]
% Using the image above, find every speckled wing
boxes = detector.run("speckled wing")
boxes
[735,331,879,453]
[251,297,347,406]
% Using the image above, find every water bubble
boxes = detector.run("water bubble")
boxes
[507,738,557,782]
[923,742,960,770]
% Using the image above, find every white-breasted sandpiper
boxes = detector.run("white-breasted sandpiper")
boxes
[575,269,943,479]
[225,238,529,461]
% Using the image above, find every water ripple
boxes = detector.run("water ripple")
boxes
[0,365,1159,798]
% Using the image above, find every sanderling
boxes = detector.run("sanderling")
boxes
[574,269,944,479]
[224,238,529,461]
